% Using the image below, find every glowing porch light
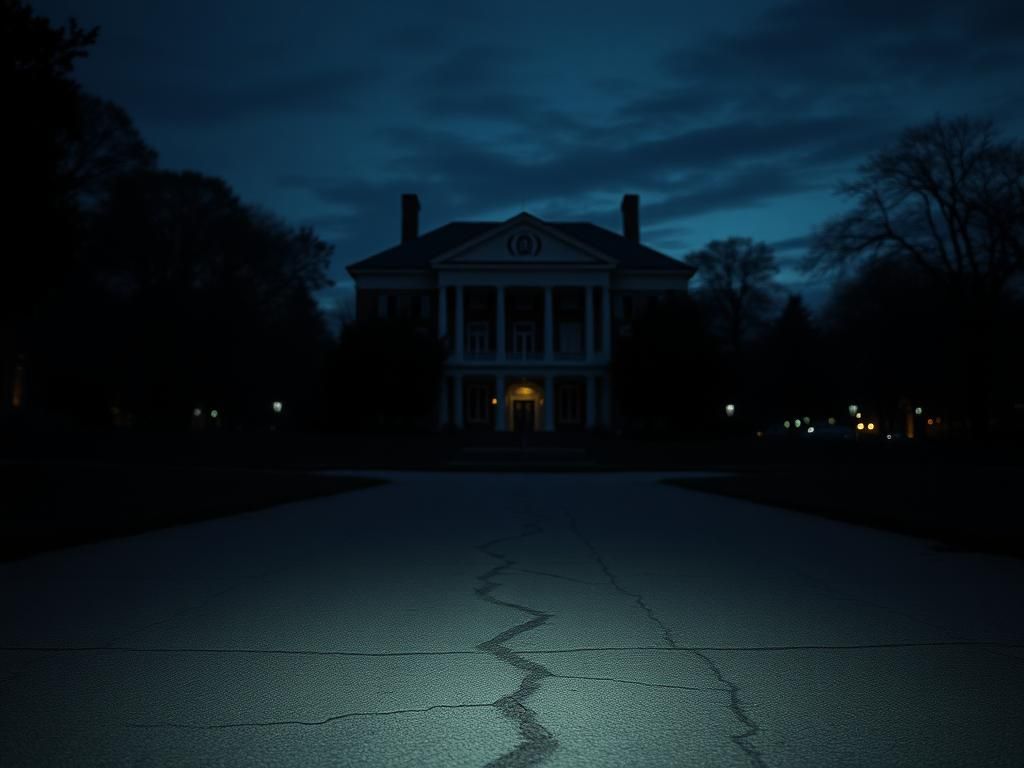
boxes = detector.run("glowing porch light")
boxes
[491,397,498,405]
[725,403,736,417]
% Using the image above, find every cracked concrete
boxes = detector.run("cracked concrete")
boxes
[2,472,1024,766]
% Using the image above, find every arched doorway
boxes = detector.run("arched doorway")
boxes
[505,379,545,432]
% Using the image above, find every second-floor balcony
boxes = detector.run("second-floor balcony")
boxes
[440,284,612,366]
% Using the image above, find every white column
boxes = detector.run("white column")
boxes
[438,286,448,340]
[453,374,464,429]
[544,374,555,431]
[584,285,594,363]
[586,373,596,429]
[601,285,611,361]
[496,286,505,362]
[495,374,506,431]
[454,285,464,361]
[543,286,553,361]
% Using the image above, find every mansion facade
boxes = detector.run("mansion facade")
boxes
[346,194,695,431]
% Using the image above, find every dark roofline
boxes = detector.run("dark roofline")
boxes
[345,216,695,276]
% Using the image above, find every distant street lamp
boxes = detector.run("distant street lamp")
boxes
[725,403,736,417]
[272,401,283,414]
[848,404,858,417]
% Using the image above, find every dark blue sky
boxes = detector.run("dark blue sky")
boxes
[37,0,1024,313]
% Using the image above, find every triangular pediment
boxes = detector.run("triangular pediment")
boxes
[432,213,616,267]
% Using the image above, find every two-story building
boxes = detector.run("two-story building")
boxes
[346,194,695,431]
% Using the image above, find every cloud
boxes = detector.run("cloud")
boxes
[117,69,367,123]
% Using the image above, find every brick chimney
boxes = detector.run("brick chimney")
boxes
[621,194,639,243]
[401,193,420,243]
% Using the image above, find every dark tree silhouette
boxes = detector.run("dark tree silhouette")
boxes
[64,94,158,208]
[688,237,782,356]
[808,116,1024,434]
[2,1,98,412]
[757,295,825,423]
[77,170,333,428]
[326,319,445,431]
[611,295,723,434]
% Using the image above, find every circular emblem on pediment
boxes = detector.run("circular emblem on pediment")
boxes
[506,231,543,257]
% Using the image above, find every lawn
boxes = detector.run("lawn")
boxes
[1,462,384,562]
[663,462,1024,558]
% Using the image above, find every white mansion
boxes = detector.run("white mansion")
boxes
[346,194,695,431]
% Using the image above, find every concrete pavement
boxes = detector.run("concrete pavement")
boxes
[2,472,1023,766]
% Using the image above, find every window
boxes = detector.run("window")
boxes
[467,322,489,356]
[512,322,535,358]
[467,384,491,424]
[558,321,582,355]
[557,383,582,424]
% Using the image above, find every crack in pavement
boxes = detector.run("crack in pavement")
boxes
[567,512,769,768]
[546,672,730,692]
[0,645,481,658]
[127,702,496,729]
[509,567,607,586]
[518,641,1024,654]
[475,526,559,768]
[6,639,1020,659]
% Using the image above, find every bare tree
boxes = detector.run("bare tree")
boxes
[807,116,1024,304]
[809,116,1024,434]
[687,237,782,354]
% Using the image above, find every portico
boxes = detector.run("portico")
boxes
[346,194,696,433]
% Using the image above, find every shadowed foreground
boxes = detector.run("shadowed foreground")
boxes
[1,473,1023,766]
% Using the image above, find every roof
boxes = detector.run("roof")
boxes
[346,218,695,274]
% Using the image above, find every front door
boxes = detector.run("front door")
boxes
[512,400,535,432]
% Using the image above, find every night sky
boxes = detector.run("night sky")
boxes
[35,0,1024,314]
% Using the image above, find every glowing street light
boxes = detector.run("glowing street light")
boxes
[272,401,283,414]
[725,403,736,417]
[857,422,865,431]
[192,407,202,417]
[914,406,923,416]
[848,404,858,417]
